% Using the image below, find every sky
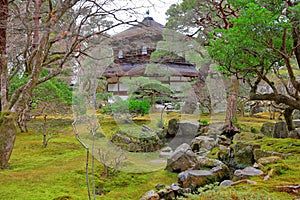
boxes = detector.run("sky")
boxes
[108,0,182,34]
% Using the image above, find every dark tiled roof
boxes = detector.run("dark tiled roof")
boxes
[112,17,164,40]
[102,62,199,77]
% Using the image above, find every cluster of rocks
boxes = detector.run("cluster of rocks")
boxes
[261,120,300,139]
[140,118,293,200]
[111,125,163,152]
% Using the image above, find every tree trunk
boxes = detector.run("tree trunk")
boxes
[284,107,295,131]
[223,75,240,136]
[0,0,8,111]
[0,111,17,169]
[225,75,239,124]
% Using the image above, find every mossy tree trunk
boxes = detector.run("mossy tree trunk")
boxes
[0,111,17,169]
[224,75,240,134]
[284,107,295,131]
[225,76,238,124]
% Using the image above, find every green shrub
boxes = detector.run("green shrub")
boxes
[110,99,150,116]
[200,119,209,125]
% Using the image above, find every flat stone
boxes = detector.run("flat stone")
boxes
[234,166,264,180]
[220,180,233,187]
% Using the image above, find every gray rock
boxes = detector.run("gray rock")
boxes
[197,156,230,182]
[197,156,224,168]
[167,118,179,137]
[233,132,264,141]
[274,121,288,138]
[170,183,181,191]
[217,145,231,164]
[178,170,216,189]
[261,122,275,137]
[293,119,300,128]
[157,189,175,200]
[289,129,300,139]
[203,123,225,140]
[177,120,200,136]
[190,136,216,152]
[159,147,173,158]
[233,142,260,168]
[220,180,233,187]
[253,162,265,170]
[168,120,199,149]
[210,164,231,182]
[166,143,198,173]
[216,135,231,146]
[140,190,159,200]
[234,166,264,180]
[261,121,288,138]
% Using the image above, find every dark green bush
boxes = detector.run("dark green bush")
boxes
[110,99,150,116]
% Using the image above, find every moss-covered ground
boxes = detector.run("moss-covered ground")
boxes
[0,112,299,199]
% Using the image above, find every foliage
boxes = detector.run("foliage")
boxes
[121,77,175,105]
[150,49,183,63]
[128,100,150,116]
[1,114,300,199]
[110,99,150,116]
[33,75,72,106]
[199,119,209,125]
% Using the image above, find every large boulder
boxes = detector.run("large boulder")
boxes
[197,156,230,182]
[190,136,216,152]
[168,120,200,149]
[233,142,260,168]
[261,121,288,138]
[273,121,288,138]
[178,170,216,190]
[178,120,200,136]
[166,143,198,173]
[261,122,275,137]
[111,130,162,152]
[233,166,264,180]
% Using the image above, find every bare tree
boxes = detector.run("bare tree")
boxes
[0,0,141,169]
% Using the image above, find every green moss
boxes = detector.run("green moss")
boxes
[1,114,300,200]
